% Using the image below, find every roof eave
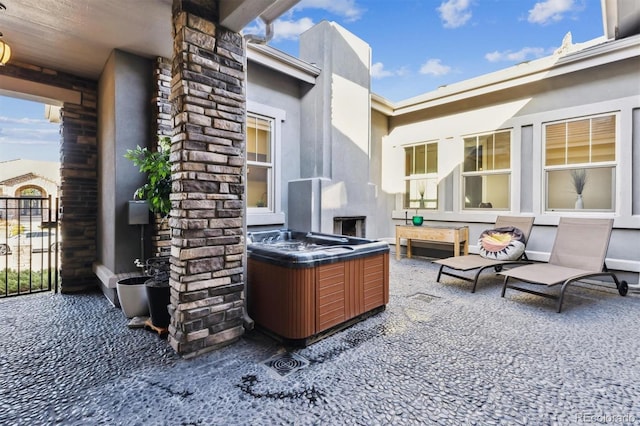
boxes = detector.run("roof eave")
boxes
[371,93,395,115]
[390,35,639,117]
[247,43,320,84]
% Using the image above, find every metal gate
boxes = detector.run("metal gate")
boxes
[0,196,59,297]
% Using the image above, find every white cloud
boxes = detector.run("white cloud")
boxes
[371,62,393,79]
[485,47,548,62]
[245,1,364,43]
[370,62,408,79]
[528,0,575,25]
[272,17,315,41]
[0,139,56,146]
[419,59,451,76]
[437,0,472,29]
[244,17,315,42]
[1,127,59,138]
[296,0,364,22]
[0,116,49,125]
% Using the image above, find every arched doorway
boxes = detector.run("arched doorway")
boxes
[18,186,44,216]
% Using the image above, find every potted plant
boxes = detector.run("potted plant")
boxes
[143,256,171,328]
[125,136,172,327]
[418,181,426,209]
[570,169,587,209]
[124,136,171,218]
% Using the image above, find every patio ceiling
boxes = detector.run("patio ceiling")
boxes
[0,0,299,80]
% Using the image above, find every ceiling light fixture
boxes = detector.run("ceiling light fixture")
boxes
[0,32,11,65]
[0,2,10,65]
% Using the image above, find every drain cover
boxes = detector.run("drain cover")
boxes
[410,292,439,303]
[263,352,309,377]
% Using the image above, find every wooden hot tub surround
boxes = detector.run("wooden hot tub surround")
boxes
[247,231,390,344]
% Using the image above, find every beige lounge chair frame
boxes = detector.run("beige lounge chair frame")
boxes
[434,216,535,292]
[500,217,628,313]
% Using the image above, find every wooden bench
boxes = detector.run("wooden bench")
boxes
[395,224,469,260]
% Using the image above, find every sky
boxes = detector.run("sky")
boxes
[259,0,605,101]
[0,0,605,163]
[0,96,60,163]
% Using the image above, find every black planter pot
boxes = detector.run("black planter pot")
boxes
[145,279,170,328]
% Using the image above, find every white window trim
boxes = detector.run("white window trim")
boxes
[403,141,439,211]
[246,101,286,226]
[541,112,619,214]
[460,129,512,211]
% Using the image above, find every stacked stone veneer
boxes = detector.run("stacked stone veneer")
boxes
[0,63,98,293]
[152,58,173,258]
[168,0,246,357]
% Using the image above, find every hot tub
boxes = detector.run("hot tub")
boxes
[247,230,389,345]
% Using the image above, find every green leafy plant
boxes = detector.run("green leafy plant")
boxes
[0,268,57,296]
[125,136,171,217]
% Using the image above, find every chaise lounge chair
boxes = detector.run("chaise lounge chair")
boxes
[433,216,535,292]
[500,217,628,313]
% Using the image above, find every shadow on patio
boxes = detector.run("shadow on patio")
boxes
[1,256,638,425]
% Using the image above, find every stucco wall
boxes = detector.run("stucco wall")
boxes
[97,53,116,271]
[96,50,152,289]
[371,109,396,239]
[381,54,640,276]
[246,61,305,229]
[297,21,378,236]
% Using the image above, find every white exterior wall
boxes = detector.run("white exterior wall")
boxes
[293,21,381,236]
[0,176,58,200]
[245,61,308,229]
[379,50,640,276]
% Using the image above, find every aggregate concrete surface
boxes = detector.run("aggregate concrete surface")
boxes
[1,257,639,425]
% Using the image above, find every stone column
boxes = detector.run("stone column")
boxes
[151,58,172,258]
[168,0,246,357]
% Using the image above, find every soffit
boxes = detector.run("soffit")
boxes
[0,0,174,79]
[0,0,298,80]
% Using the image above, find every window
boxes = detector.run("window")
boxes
[245,102,285,226]
[247,114,273,210]
[19,187,43,216]
[404,142,438,209]
[544,114,616,211]
[462,131,511,209]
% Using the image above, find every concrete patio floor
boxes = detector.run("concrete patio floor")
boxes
[1,256,639,425]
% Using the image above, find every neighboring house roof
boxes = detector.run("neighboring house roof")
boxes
[0,159,60,185]
[0,172,50,186]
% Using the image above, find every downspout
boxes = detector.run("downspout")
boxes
[241,0,301,329]
[244,18,274,45]
[241,17,274,331]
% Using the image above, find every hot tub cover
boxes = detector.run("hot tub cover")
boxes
[247,230,390,268]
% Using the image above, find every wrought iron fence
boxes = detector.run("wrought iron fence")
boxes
[0,196,59,297]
